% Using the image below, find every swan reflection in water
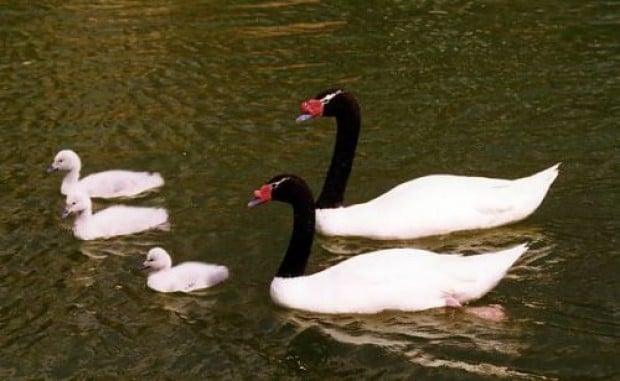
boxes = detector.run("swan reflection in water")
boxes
[317,224,555,269]
[78,236,164,259]
[279,309,539,379]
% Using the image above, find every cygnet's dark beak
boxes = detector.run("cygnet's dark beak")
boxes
[46,164,58,174]
[60,206,72,219]
[139,263,151,271]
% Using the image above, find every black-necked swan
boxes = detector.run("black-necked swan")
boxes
[141,247,229,293]
[296,89,560,240]
[61,192,169,240]
[248,174,529,314]
[47,149,164,198]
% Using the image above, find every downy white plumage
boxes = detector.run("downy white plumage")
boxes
[142,247,229,293]
[249,174,529,314]
[62,192,169,240]
[47,149,164,198]
[296,89,560,240]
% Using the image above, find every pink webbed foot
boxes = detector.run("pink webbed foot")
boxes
[464,304,507,322]
[444,296,462,308]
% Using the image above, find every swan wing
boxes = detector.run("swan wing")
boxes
[80,170,164,198]
[271,245,527,314]
[317,164,559,239]
[149,263,228,293]
[81,206,168,239]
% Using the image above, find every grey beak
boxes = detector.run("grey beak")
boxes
[295,114,313,123]
[60,207,71,219]
[46,165,58,174]
[247,197,265,208]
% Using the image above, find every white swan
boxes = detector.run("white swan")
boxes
[141,247,229,293]
[47,149,164,198]
[62,192,169,240]
[248,174,529,314]
[296,89,560,240]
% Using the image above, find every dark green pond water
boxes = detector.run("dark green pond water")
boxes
[1,1,618,379]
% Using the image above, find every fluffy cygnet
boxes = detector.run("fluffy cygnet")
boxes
[142,247,229,293]
[62,192,169,240]
[47,149,164,198]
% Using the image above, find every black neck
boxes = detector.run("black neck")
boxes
[276,185,316,278]
[316,100,361,209]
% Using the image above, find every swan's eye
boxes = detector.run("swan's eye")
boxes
[71,201,76,205]
[59,159,63,163]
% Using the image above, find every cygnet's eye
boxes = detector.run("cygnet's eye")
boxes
[59,159,64,163]
[71,201,77,205]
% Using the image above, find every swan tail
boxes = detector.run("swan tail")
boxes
[209,266,230,286]
[125,172,165,197]
[128,207,169,232]
[490,243,529,270]
[144,172,165,189]
[517,163,562,189]
[508,163,560,219]
[157,208,169,224]
[456,243,529,302]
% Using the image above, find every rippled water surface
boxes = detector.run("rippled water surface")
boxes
[1,1,619,379]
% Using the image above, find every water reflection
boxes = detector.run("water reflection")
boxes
[317,225,555,267]
[77,232,167,258]
[238,21,346,39]
[149,293,222,324]
[278,308,544,379]
[60,234,168,289]
[234,0,320,10]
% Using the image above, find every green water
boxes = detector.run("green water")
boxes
[1,1,618,379]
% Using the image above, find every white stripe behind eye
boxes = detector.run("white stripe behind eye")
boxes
[320,90,343,105]
[271,177,289,189]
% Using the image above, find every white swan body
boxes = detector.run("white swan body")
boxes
[316,163,560,240]
[48,149,164,198]
[62,192,168,240]
[270,244,528,314]
[250,174,530,315]
[143,248,229,293]
[297,89,560,240]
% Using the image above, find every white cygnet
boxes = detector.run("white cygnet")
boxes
[62,192,169,240]
[47,149,164,198]
[142,247,229,293]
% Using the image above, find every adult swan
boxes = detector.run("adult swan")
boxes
[296,89,560,240]
[248,174,528,314]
